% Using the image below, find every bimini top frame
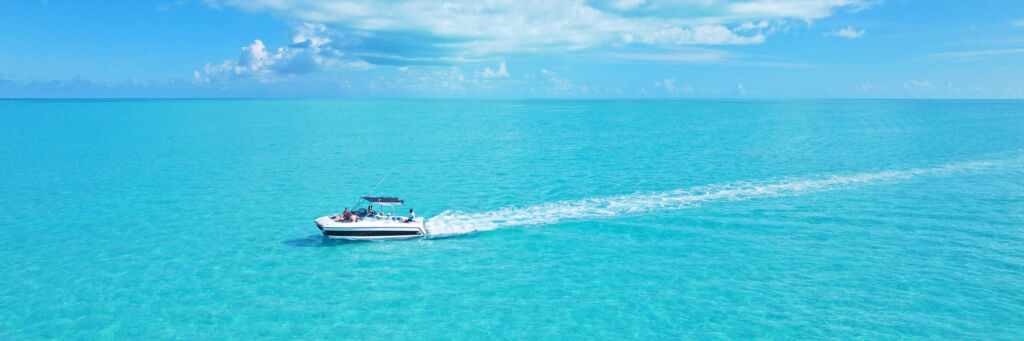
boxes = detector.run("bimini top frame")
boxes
[360,196,404,205]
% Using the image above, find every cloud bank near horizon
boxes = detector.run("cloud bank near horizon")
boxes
[196,0,872,82]
[6,0,1022,99]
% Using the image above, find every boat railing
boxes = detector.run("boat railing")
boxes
[366,215,410,223]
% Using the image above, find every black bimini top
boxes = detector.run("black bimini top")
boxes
[361,196,404,204]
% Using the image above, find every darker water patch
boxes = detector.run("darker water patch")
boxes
[282,234,335,247]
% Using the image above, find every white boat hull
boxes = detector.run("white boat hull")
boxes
[315,216,425,240]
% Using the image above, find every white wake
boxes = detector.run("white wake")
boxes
[425,154,1020,237]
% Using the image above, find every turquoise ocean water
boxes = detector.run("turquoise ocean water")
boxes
[1,99,1023,339]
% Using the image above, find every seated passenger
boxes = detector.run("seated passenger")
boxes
[405,209,416,223]
[345,209,360,222]
[332,208,351,222]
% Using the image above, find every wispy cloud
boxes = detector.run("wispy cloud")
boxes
[1013,19,1024,26]
[933,48,1024,58]
[607,49,731,63]
[156,0,185,12]
[741,61,817,68]
[859,81,874,92]
[825,26,865,39]
[538,69,580,95]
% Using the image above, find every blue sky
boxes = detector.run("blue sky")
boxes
[1,0,1022,98]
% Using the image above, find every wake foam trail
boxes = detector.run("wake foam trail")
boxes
[425,153,1023,237]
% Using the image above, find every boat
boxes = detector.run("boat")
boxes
[314,196,425,240]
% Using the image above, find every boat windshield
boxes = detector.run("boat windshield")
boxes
[354,206,403,218]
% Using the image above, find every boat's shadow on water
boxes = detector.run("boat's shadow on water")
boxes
[282,235,355,247]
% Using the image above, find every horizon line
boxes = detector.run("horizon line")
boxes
[2,97,1023,102]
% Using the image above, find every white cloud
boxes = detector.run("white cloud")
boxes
[654,78,693,95]
[434,67,468,91]
[197,0,874,82]
[195,23,370,83]
[826,26,865,39]
[737,83,747,94]
[637,25,765,45]
[373,62,521,95]
[859,81,874,92]
[610,0,648,11]
[207,0,871,55]
[1013,19,1024,26]
[737,20,770,31]
[729,0,870,20]
[476,62,510,78]
[383,66,469,92]
[904,80,932,92]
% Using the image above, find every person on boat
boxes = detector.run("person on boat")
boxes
[367,204,375,217]
[405,209,416,223]
[332,208,350,222]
